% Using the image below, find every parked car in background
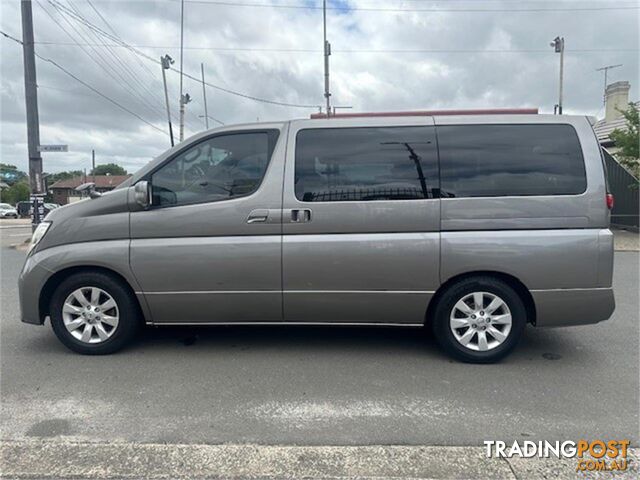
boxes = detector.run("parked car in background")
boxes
[15,201,60,218]
[0,203,18,218]
[44,203,60,212]
[19,114,615,362]
[16,201,31,218]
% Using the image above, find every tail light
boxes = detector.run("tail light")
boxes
[606,193,614,210]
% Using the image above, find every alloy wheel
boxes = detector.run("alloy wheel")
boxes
[449,291,512,352]
[62,287,120,344]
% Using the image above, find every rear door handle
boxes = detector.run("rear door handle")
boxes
[290,209,312,223]
[247,209,269,224]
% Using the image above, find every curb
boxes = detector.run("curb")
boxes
[1,440,637,479]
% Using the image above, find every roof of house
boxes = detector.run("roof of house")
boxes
[49,175,131,190]
[593,101,639,145]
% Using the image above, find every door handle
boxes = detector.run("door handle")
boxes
[290,209,312,223]
[247,209,269,224]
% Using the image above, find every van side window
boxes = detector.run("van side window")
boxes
[295,126,439,202]
[151,131,273,207]
[438,124,587,198]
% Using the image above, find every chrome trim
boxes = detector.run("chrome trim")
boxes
[136,290,435,295]
[529,287,613,292]
[146,321,424,327]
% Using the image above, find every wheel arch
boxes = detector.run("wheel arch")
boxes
[39,266,146,324]
[426,271,537,327]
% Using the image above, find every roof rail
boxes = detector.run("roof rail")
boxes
[310,108,539,119]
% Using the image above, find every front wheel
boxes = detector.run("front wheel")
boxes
[50,272,140,355]
[431,277,526,363]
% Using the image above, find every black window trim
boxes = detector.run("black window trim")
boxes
[142,128,280,210]
[293,125,440,204]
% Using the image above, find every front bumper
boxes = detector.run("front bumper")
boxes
[19,252,51,325]
[532,287,615,327]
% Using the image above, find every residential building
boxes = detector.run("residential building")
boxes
[49,175,131,205]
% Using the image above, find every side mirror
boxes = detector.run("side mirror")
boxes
[134,181,151,208]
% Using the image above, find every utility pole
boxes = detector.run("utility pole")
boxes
[21,0,44,229]
[161,54,175,146]
[178,0,191,142]
[91,149,96,184]
[596,64,623,106]
[201,63,209,130]
[550,36,565,114]
[323,0,332,117]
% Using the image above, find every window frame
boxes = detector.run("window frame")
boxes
[436,122,588,199]
[293,125,440,203]
[142,129,280,209]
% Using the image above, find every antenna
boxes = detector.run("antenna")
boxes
[596,64,623,106]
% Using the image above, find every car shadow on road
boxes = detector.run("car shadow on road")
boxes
[122,323,592,364]
[17,321,596,365]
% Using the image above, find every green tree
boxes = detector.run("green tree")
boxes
[91,163,127,176]
[610,102,639,180]
[0,181,30,205]
[0,163,27,186]
[46,170,83,184]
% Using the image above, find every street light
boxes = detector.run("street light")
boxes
[160,54,175,146]
[550,36,565,115]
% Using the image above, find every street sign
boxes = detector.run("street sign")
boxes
[37,144,68,152]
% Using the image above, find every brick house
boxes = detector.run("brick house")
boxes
[49,175,131,205]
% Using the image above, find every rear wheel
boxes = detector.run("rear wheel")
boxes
[50,272,140,354]
[431,277,526,363]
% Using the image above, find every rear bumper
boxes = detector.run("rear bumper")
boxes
[532,287,615,327]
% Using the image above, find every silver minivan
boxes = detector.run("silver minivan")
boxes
[19,114,615,362]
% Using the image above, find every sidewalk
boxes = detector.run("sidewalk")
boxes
[2,440,637,479]
[613,228,640,251]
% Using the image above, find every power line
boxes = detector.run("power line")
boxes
[48,0,170,122]
[32,41,639,54]
[39,0,166,123]
[180,0,640,13]
[48,1,321,109]
[1,30,167,136]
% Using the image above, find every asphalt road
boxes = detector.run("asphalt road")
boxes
[0,221,31,248]
[1,246,638,447]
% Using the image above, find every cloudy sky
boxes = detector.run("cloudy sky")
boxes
[1,0,638,174]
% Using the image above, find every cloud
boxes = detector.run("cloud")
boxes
[0,0,638,174]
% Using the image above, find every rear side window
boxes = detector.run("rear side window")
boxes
[295,126,439,202]
[438,124,586,197]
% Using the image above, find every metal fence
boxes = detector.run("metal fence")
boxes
[603,148,639,231]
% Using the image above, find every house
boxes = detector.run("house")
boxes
[49,175,131,205]
[593,81,638,150]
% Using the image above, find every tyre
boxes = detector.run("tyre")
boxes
[431,276,526,363]
[50,272,140,354]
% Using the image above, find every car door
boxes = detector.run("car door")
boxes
[130,126,285,324]
[282,118,440,324]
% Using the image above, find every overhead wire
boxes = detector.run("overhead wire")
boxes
[1,30,168,136]
[45,0,322,109]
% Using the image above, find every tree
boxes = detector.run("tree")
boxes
[610,102,639,180]
[0,163,27,186]
[0,181,30,205]
[91,163,127,176]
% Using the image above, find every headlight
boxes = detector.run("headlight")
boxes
[28,221,51,254]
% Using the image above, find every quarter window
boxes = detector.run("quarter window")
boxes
[438,124,587,197]
[151,131,276,207]
[295,126,439,202]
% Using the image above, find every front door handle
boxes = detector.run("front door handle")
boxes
[247,209,269,224]
[290,209,312,223]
